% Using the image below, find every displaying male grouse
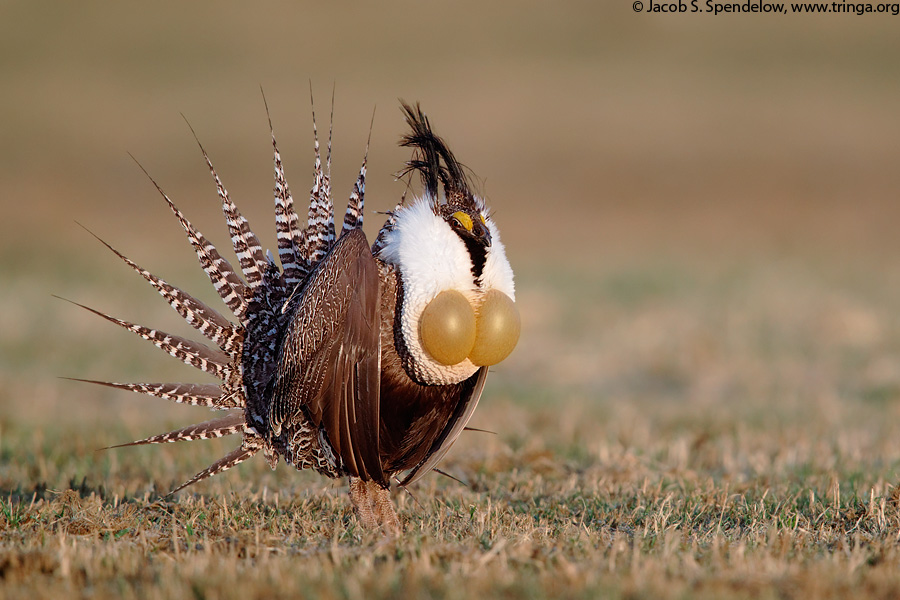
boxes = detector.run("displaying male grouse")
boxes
[68,101,519,532]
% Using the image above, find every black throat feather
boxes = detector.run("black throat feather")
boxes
[461,236,486,281]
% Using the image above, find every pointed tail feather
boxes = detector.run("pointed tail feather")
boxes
[132,160,249,321]
[342,158,366,235]
[63,378,240,409]
[214,168,268,290]
[342,111,373,235]
[58,297,232,379]
[265,97,308,286]
[304,85,336,265]
[159,188,249,321]
[168,443,260,495]
[80,225,241,354]
[323,87,336,244]
[183,121,268,289]
[106,412,245,449]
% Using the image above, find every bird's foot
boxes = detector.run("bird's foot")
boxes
[349,477,402,535]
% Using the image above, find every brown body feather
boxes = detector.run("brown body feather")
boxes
[376,264,485,476]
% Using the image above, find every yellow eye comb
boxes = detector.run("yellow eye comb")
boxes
[452,211,474,232]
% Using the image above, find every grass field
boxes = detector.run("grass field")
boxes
[4,2,900,599]
[5,256,900,599]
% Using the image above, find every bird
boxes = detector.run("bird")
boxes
[66,99,519,532]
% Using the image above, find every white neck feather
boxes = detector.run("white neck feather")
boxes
[377,196,514,385]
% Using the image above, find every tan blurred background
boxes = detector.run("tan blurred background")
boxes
[4,1,900,436]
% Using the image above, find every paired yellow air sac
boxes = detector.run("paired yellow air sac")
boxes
[419,290,477,365]
[419,289,520,367]
[469,289,520,366]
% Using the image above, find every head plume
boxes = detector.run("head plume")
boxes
[399,102,480,212]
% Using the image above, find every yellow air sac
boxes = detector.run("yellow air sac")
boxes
[469,290,520,366]
[419,290,477,365]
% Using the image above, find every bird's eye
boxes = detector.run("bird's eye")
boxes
[451,211,473,232]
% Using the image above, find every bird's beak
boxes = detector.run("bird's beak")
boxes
[474,220,492,247]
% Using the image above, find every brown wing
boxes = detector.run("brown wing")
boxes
[269,228,385,485]
[399,366,488,486]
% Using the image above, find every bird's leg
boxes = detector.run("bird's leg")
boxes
[349,477,378,529]
[348,477,401,534]
[370,480,401,534]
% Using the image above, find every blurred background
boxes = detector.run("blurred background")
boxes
[4,1,900,490]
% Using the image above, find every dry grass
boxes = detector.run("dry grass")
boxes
[4,399,900,600]
[3,401,900,600]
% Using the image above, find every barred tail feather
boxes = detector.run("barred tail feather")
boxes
[343,115,372,235]
[304,86,336,265]
[343,158,366,234]
[59,298,231,379]
[81,226,241,354]
[185,125,268,289]
[136,167,248,321]
[324,88,336,245]
[64,378,239,409]
[168,443,260,495]
[107,412,245,449]
[266,104,307,285]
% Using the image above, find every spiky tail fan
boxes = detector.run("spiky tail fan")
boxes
[67,99,370,493]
